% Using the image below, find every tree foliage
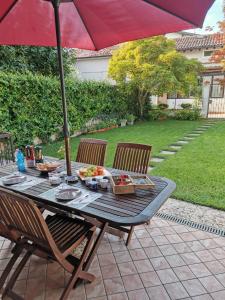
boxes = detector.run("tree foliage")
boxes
[0,46,76,76]
[108,36,203,117]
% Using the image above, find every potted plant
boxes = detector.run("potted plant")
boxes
[120,118,127,127]
[126,114,135,125]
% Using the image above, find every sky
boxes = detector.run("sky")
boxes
[187,0,224,34]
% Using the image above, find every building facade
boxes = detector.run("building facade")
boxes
[75,32,225,118]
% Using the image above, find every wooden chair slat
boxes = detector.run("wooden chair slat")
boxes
[76,138,107,166]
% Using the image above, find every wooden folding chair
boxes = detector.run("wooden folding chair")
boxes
[0,133,14,166]
[113,142,152,245]
[76,138,107,166]
[0,188,96,300]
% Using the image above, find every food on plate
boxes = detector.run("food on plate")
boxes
[79,166,104,177]
[36,162,61,172]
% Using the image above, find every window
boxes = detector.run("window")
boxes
[210,84,224,98]
[204,50,213,57]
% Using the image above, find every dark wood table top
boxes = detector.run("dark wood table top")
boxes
[0,161,176,226]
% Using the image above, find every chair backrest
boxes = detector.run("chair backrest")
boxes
[0,188,55,252]
[113,143,152,174]
[76,138,107,166]
[0,133,14,166]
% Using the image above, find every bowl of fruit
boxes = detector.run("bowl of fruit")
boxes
[77,166,109,180]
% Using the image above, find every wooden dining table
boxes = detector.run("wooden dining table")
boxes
[0,159,176,270]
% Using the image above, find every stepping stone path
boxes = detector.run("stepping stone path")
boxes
[149,121,216,171]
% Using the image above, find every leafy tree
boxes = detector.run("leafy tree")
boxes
[0,46,76,76]
[108,36,203,117]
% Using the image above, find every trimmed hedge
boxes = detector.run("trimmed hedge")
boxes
[0,72,128,145]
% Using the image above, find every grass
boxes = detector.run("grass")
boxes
[152,120,225,210]
[44,120,203,167]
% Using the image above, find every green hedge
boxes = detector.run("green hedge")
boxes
[0,72,128,145]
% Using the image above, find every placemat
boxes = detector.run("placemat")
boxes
[39,185,102,209]
[0,174,46,191]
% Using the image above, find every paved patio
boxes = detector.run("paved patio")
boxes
[1,216,225,300]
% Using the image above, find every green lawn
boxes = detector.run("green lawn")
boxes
[44,119,225,211]
[152,120,225,210]
[44,120,203,167]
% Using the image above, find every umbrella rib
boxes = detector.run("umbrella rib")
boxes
[0,0,19,23]
[141,0,200,27]
[72,1,97,50]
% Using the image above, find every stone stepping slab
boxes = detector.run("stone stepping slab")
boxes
[170,145,182,150]
[183,136,195,140]
[187,133,200,137]
[176,140,189,144]
[160,150,176,155]
[151,157,165,163]
[148,166,155,172]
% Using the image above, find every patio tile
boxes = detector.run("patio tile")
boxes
[134,229,150,239]
[127,289,149,300]
[85,276,106,298]
[213,237,225,247]
[45,288,65,300]
[199,276,224,293]
[101,264,120,279]
[152,235,169,246]
[26,277,46,299]
[173,242,191,254]
[114,251,132,264]
[173,266,196,281]
[189,263,212,277]
[209,248,225,260]
[195,250,216,262]
[159,244,177,256]
[140,271,161,287]
[144,246,162,258]
[186,241,206,252]
[166,234,183,244]
[179,232,197,242]
[133,259,153,273]
[182,279,207,297]
[127,239,142,250]
[181,252,201,264]
[192,295,213,300]
[138,237,156,248]
[103,277,124,295]
[164,282,189,299]
[215,273,225,287]
[150,256,170,270]
[118,262,137,276]
[107,293,128,300]
[129,249,147,260]
[146,285,170,300]
[156,268,179,284]
[160,226,176,235]
[172,225,189,234]
[98,253,116,266]
[192,231,214,240]
[200,239,220,249]
[165,254,186,268]
[205,260,225,275]
[211,290,225,300]
[111,242,128,253]
[147,227,163,237]
[97,242,112,254]
[122,274,143,291]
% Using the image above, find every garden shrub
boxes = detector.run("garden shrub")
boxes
[0,72,129,145]
[181,103,192,109]
[158,103,168,110]
[148,109,168,120]
[173,109,201,121]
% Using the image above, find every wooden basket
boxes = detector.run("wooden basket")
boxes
[110,175,155,195]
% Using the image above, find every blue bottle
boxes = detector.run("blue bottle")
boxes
[16,149,26,172]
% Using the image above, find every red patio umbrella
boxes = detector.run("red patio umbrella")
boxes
[0,0,214,175]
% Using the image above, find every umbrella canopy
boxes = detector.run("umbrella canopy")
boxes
[0,0,214,50]
[0,0,214,175]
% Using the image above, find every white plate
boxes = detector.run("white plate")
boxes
[3,175,27,185]
[55,188,81,201]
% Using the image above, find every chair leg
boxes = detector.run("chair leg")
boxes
[0,244,23,290]
[2,250,33,299]
[126,226,134,246]
[61,230,96,300]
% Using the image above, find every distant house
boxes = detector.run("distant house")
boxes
[75,32,225,118]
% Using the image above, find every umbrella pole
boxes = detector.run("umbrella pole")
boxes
[52,0,72,176]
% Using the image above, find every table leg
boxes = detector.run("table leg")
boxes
[84,222,108,271]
